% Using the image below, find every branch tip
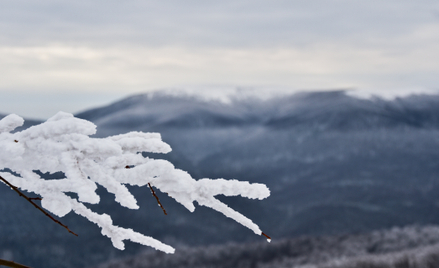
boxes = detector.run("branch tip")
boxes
[262,232,272,242]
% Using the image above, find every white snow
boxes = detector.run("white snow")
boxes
[0,112,270,253]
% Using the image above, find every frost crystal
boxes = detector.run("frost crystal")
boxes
[0,112,270,253]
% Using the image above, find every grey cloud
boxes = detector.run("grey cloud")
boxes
[0,0,438,48]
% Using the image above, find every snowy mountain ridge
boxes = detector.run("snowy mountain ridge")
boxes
[2,89,439,268]
[77,89,439,132]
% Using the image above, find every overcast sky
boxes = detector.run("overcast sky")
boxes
[1,0,439,119]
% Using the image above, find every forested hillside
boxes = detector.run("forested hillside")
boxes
[2,90,439,268]
[92,225,439,268]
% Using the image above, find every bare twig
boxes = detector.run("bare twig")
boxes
[262,232,272,242]
[0,258,32,268]
[0,175,78,236]
[126,164,167,215]
[148,183,167,215]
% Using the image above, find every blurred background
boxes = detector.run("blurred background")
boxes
[0,0,439,119]
[1,1,439,268]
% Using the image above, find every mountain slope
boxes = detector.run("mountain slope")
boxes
[76,90,439,238]
[2,90,439,268]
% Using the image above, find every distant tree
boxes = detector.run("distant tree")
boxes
[0,112,270,268]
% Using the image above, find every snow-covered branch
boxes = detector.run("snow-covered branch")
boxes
[0,112,270,253]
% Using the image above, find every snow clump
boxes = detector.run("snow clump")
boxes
[0,112,270,253]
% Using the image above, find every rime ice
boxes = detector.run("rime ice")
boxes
[0,112,270,253]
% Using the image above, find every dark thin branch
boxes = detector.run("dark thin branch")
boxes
[0,175,78,236]
[262,232,272,242]
[148,183,167,215]
[0,258,32,268]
